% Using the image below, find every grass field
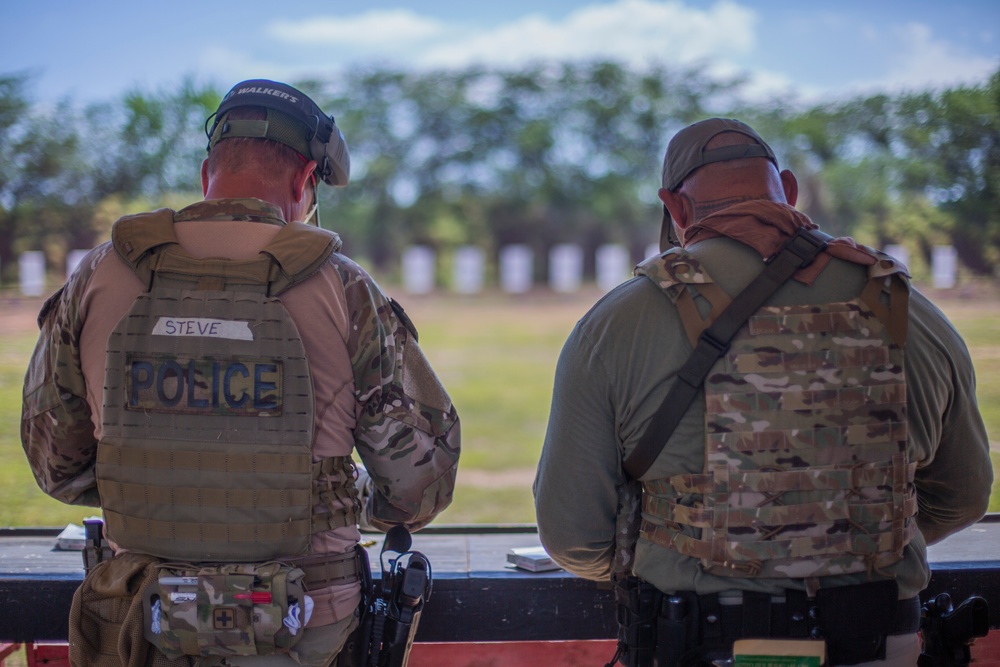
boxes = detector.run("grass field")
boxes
[1,283,998,529]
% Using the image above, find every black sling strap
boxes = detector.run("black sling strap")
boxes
[622,227,832,480]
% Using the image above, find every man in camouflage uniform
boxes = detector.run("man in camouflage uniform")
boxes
[534,118,991,666]
[21,79,460,666]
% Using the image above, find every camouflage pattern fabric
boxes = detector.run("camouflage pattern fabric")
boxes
[20,198,460,663]
[146,562,305,659]
[21,244,114,507]
[636,250,916,579]
[610,479,643,582]
[21,198,460,534]
[328,251,460,531]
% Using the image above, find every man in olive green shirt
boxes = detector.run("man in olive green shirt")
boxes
[534,118,991,666]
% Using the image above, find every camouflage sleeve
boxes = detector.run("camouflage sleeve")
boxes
[333,256,460,532]
[20,261,102,507]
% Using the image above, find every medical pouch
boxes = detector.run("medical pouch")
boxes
[142,561,310,659]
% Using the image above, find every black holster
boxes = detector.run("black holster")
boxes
[338,530,432,667]
[918,593,990,667]
[610,577,701,667]
[611,576,660,667]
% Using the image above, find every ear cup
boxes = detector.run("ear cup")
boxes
[318,125,350,187]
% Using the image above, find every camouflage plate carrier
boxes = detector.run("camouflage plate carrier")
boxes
[99,208,359,563]
[635,248,917,579]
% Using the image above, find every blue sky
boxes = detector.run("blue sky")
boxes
[3,0,998,106]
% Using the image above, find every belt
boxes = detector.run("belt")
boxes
[665,581,920,666]
[284,550,362,590]
[698,592,921,641]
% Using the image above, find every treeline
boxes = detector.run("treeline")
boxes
[1,63,998,285]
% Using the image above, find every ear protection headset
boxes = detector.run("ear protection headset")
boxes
[205,79,350,187]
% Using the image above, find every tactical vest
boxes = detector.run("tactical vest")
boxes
[98,209,359,562]
[635,248,917,579]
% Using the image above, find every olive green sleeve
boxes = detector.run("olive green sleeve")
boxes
[534,323,620,581]
[906,291,993,544]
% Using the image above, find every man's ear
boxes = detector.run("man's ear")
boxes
[780,169,798,207]
[292,160,318,201]
[658,188,688,230]
[201,159,210,197]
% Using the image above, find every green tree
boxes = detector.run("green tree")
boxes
[83,77,220,200]
[0,73,89,283]
[4,64,997,285]
[895,72,1000,275]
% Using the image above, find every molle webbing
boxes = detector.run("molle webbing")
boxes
[100,211,356,563]
[626,229,832,480]
[98,451,358,552]
[641,292,915,578]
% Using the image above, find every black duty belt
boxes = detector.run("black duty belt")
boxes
[692,592,921,640]
[661,580,919,666]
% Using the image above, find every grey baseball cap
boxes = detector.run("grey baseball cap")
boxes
[661,118,777,191]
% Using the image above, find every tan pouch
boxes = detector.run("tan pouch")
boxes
[69,552,188,667]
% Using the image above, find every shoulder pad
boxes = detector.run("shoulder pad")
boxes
[111,209,178,267]
[262,222,343,295]
[867,250,911,280]
[635,249,716,300]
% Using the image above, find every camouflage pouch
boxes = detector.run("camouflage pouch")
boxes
[141,561,310,660]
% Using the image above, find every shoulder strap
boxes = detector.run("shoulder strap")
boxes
[622,227,831,480]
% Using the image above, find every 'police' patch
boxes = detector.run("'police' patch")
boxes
[125,355,283,416]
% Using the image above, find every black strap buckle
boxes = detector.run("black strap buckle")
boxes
[678,331,729,389]
[771,227,831,268]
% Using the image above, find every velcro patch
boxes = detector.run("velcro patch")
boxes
[213,606,238,630]
[125,354,283,416]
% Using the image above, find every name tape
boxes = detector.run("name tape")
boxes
[152,317,253,340]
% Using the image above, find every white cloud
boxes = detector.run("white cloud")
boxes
[268,9,451,48]
[263,1,758,70]
[879,22,999,91]
[252,1,995,103]
[419,0,759,68]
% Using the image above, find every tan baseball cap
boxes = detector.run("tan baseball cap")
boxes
[661,118,777,191]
